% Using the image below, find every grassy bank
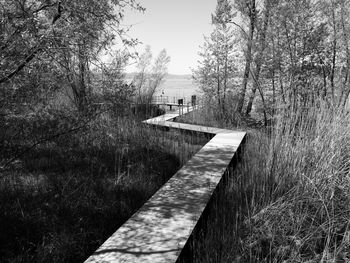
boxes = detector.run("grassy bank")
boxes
[2,100,349,262]
[0,109,208,263]
[179,102,350,262]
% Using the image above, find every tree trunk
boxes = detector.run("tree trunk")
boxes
[222,45,228,114]
[338,2,350,107]
[250,70,268,126]
[330,3,337,103]
[272,70,276,117]
[68,43,89,114]
[237,0,256,113]
[322,64,327,99]
[246,0,270,115]
[217,63,221,108]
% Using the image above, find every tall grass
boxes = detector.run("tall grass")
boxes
[178,100,262,129]
[179,100,350,262]
[3,97,349,262]
[0,110,208,263]
[239,104,350,262]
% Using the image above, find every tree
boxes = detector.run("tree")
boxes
[193,0,237,114]
[245,0,273,116]
[0,0,144,113]
[97,51,135,115]
[208,0,350,122]
[235,0,257,113]
[133,45,153,102]
[337,0,350,107]
[133,46,170,104]
[148,49,171,102]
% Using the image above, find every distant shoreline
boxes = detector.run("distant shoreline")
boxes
[125,73,193,80]
[125,73,199,98]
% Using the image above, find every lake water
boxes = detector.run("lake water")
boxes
[126,75,200,102]
[155,77,199,100]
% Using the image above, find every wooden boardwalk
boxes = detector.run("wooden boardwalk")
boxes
[85,107,246,263]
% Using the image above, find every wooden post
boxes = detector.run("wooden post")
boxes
[191,95,196,107]
[178,99,183,116]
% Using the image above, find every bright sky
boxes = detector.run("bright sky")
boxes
[123,0,217,75]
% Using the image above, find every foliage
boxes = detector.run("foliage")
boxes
[0,0,143,113]
[194,0,350,121]
[133,45,171,104]
[193,0,239,115]
[93,51,135,117]
[0,112,208,262]
[188,0,350,258]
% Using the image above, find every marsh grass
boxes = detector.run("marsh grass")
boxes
[3,98,350,262]
[177,102,262,130]
[0,109,208,263]
[178,101,350,262]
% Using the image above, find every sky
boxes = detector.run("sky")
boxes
[122,0,217,75]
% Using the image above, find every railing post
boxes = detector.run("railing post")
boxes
[191,95,196,107]
[178,99,183,116]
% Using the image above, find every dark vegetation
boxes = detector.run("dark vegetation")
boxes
[0,106,208,262]
[2,0,350,262]
[0,1,202,261]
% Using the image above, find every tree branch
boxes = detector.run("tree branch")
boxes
[33,3,57,14]
[0,1,62,85]
[228,20,248,37]
[0,46,42,84]
[0,122,88,172]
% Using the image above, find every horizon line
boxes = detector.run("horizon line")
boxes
[125,72,193,76]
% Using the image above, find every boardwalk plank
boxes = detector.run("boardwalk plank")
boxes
[85,108,246,263]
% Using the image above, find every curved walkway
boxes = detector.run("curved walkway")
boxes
[85,107,246,263]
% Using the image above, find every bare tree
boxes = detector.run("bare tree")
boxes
[133,47,170,104]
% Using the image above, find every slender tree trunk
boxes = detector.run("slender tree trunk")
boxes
[223,45,228,114]
[275,26,286,105]
[279,74,286,104]
[246,0,270,115]
[237,0,256,113]
[250,70,268,126]
[338,2,350,107]
[67,43,88,114]
[342,88,350,107]
[246,65,260,115]
[217,63,221,108]
[283,19,296,72]
[322,64,327,99]
[272,70,276,117]
[330,3,337,103]
[258,84,268,127]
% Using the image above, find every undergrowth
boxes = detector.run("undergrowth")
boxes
[2,99,349,262]
[0,108,208,263]
[180,101,350,262]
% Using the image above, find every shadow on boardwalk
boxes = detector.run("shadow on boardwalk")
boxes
[85,110,246,263]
